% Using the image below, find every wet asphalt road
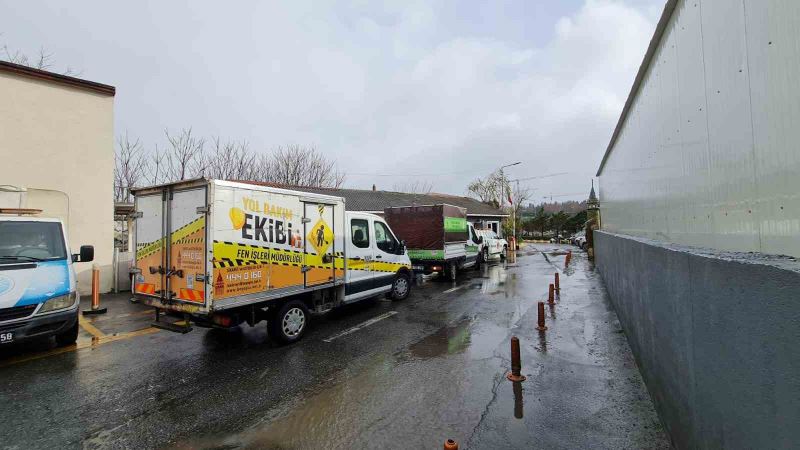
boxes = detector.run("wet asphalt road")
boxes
[0,244,669,449]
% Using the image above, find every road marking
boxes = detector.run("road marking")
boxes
[443,285,464,294]
[322,311,398,343]
[79,315,107,338]
[0,326,160,368]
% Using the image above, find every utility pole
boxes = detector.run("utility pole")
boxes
[498,162,521,240]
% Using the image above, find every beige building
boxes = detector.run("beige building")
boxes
[0,61,115,294]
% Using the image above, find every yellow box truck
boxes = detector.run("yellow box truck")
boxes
[131,179,412,343]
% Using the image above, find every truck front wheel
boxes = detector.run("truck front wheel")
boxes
[269,300,308,344]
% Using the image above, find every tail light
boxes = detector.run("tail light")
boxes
[212,314,232,327]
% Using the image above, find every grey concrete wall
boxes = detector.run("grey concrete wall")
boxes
[594,231,800,449]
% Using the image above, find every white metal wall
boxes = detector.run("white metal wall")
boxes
[598,0,800,257]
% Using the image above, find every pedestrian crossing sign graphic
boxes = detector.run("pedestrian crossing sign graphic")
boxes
[308,217,333,256]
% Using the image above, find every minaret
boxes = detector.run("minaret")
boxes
[587,180,600,223]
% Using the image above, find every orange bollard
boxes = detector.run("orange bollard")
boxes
[537,301,547,331]
[554,272,560,293]
[83,264,107,315]
[565,251,572,268]
[507,336,527,382]
[444,439,459,450]
[548,283,555,304]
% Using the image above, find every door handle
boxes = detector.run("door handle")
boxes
[375,255,382,259]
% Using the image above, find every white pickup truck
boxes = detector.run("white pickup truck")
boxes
[475,229,508,261]
[131,179,412,343]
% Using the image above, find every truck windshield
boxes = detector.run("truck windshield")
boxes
[0,221,67,262]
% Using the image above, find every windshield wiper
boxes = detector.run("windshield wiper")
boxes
[0,255,45,262]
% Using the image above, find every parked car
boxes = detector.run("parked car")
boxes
[572,232,587,250]
[476,229,508,261]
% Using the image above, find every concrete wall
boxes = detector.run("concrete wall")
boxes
[595,230,800,449]
[597,0,800,258]
[0,70,115,294]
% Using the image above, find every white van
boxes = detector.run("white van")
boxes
[0,212,94,347]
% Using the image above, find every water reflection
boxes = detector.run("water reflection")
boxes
[512,381,524,419]
[406,316,474,360]
[536,329,547,353]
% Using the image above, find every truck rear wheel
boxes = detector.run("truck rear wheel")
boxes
[269,300,308,344]
[448,263,457,281]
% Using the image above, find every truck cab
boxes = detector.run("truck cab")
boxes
[0,212,94,347]
[345,211,412,302]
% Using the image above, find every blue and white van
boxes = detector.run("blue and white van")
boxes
[0,213,94,347]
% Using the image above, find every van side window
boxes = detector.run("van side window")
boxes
[351,219,370,248]
[374,221,397,253]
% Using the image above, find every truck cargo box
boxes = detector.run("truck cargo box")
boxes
[384,204,468,261]
[131,179,345,314]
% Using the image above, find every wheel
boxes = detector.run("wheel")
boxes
[389,272,411,300]
[269,300,309,344]
[500,246,508,260]
[55,319,78,347]
[448,263,457,281]
[481,248,489,264]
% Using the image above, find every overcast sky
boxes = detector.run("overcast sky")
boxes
[1,0,663,202]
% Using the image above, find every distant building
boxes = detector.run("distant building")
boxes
[586,180,599,224]
[237,182,509,235]
[0,61,115,294]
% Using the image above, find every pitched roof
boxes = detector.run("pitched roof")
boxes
[234,181,508,217]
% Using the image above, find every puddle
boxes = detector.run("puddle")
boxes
[404,316,474,360]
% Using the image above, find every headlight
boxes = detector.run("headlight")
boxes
[38,292,78,314]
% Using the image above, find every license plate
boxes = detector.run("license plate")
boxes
[412,265,425,271]
[0,331,13,344]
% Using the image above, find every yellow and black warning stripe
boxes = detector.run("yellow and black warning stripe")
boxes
[211,240,409,273]
[136,217,206,259]
[175,237,203,245]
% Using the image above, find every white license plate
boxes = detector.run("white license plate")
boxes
[412,265,425,271]
[0,331,14,344]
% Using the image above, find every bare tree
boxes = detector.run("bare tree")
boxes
[392,180,433,194]
[114,133,147,202]
[467,170,504,204]
[198,137,257,180]
[263,145,345,188]
[1,36,82,76]
[164,128,205,181]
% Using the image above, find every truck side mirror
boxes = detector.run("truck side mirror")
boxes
[398,240,406,255]
[478,236,484,244]
[73,245,94,263]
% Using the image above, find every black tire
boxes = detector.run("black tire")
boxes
[448,262,458,281]
[268,300,309,344]
[500,246,508,260]
[389,272,411,300]
[55,319,78,347]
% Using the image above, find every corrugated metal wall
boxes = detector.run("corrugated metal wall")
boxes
[598,0,800,257]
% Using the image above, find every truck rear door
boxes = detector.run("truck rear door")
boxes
[134,184,208,307]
